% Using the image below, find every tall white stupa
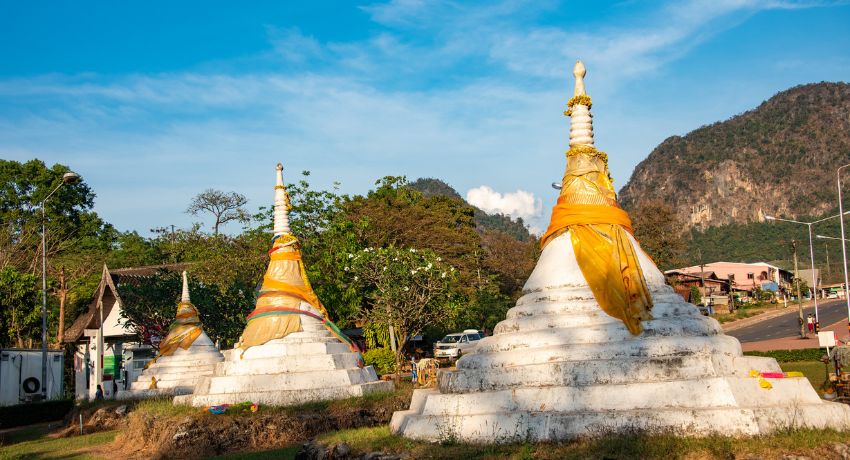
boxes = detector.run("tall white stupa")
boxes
[391,61,850,442]
[178,164,393,407]
[120,271,224,399]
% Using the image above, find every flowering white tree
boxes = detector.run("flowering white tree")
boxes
[349,246,457,375]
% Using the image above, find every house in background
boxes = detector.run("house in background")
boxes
[670,262,792,294]
[63,263,190,400]
[663,270,728,303]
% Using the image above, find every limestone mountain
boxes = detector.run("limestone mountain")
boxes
[619,82,850,230]
[407,177,532,241]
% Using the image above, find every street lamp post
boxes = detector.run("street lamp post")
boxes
[839,164,850,339]
[817,234,850,305]
[764,211,850,333]
[40,171,80,401]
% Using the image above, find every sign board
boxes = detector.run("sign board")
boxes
[819,331,836,348]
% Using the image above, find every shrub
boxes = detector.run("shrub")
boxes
[363,347,396,375]
[0,399,74,429]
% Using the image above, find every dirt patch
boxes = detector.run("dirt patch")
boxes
[112,390,411,459]
[52,403,132,438]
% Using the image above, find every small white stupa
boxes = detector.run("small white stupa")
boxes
[120,271,224,399]
[391,61,850,442]
[177,164,393,407]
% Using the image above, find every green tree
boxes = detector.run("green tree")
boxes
[631,199,686,270]
[186,189,250,235]
[689,286,702,305]
[118,270,255,349]
[0,266,41,347]
[349,246,457,375]
[0,159,116,347]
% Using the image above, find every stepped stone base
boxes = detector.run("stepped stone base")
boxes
[391,233,850,442]
[176,315,393,407]
[118,333,224,400]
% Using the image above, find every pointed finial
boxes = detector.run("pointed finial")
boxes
[573,60,586,97]
[181,271,190,303]
[568,59,594,147]
[273,163,292,236]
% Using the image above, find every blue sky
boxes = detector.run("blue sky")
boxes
[2,0,849,235]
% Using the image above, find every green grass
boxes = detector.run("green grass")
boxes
[714,304,767,323]
[0,424,55,445]
[779,360,830,392]
[0,430,116,460]
[310,425,850,459]
[132,397,206,417]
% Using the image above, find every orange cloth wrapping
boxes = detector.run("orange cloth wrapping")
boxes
[540,201,633,245]
[543,146,653,335]
[237,240,330,352]
[145,301,204,368]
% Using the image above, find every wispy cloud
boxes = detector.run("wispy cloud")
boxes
[1,0,847,234]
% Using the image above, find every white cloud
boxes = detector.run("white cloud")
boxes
[466,186,542,221]
[2,0,847,235]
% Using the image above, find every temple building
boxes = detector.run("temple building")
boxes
[119,271,223,399]
[64,263,189,400]
[391,61,850,442]
[177,164,392,407]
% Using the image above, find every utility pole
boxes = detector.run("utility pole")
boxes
[697,248,705,305]
[57,267,66,345]
[792,240,806,338]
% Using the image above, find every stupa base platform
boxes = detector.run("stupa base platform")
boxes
[175,379,393,407]
[391,233,850,443]
[392,387,850,442]
[118,339,223,400]
[176,317,393,407]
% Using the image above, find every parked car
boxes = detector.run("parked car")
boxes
[434,329,482,362]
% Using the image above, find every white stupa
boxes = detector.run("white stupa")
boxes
[177,164,393,407]
[120,271,224,399]
[391,61,850,442]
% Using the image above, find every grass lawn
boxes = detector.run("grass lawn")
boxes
[0,430,116,460]
[314,425,850,459]
[779,360,830,392]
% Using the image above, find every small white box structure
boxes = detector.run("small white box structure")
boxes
[0,349,64,406]
[819,331,837,348]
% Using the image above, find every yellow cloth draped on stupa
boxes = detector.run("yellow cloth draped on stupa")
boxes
[145,271,205,368]
[540,61,653,335]
[156,300,204,356]
[236,163,357,355]
[236,235,330,351]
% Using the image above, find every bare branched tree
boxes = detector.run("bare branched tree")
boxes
[186,189,249,235]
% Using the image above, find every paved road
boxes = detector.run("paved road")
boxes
[727,299,850,343]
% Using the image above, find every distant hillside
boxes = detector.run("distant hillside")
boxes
[619,82,850,230]
[408,178,532,241]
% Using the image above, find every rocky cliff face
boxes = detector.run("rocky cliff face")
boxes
[619,82,850,229]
